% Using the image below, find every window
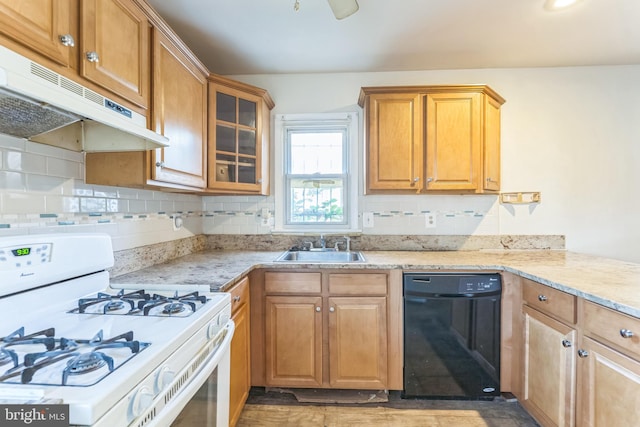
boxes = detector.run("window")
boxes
[274,112,359,232]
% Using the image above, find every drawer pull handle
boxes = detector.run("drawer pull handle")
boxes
[562,339,572,348]
[620,329,634,339]
[577,349,589,358]
[233,296,241,302]
[538,295,548,302]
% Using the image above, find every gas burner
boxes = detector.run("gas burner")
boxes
[163,302,185,314]
[65,352,112,382]
[74,289,150,314]
[105,300,125,312]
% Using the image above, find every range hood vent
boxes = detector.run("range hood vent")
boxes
[0,45,168,152]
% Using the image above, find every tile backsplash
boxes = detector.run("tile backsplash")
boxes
[2,135,555,257]
[0,136,202,251]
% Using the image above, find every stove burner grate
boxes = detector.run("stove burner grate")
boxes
[76,289,149,314]
[138,291,208,316]
[0,328,149,386]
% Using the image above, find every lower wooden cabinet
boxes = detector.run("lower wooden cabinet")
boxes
[228,277,251,427]
[575,301,640,427]
[265,295,323,387]
[253,270,401,390]
[521,305,576,427]
[576,337,640,427]
[517,280,640,427]
[328,296,387,388]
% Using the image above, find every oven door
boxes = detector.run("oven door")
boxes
[147,321,234,427]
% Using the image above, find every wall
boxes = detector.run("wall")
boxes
[203,64,640,263]
[0,135,202,251]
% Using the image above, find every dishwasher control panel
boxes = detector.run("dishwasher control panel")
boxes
[403,273,501,296]
[458,275,501,294]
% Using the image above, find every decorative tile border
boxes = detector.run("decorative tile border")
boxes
[0,211,203,229]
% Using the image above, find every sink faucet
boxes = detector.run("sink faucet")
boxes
[318,234,326,249]
[334,236,351,252]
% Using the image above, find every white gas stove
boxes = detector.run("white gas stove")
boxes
[0,233,233,426]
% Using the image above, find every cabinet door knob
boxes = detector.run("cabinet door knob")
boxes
[413,177,420,182]
[86,51,100,62]
[329,307,335,313]
[577,349,589,358]
[315,306,321,312]
[538,294,548,302]
[257,178,263,184]
[426,177,433,183]
[59,34,75,47]
[620,328,634,339]
[155,161,165,168]
[562,339,572,348]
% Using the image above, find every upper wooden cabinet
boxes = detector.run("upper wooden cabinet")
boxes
[150,28,207,189]
[80,0,150,109]
[207,75,274,195]
[0,0,151,111]
[359,85,505,194]
[0,0,76,67]
[86,17,208,191]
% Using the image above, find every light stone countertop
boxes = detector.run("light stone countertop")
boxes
[110,249,640,319]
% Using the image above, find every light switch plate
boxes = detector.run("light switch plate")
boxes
[363,212,374,228]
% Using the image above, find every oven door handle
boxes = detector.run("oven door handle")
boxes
[143,320,235,427]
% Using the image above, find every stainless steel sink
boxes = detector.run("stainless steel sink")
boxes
[274,250,366,263]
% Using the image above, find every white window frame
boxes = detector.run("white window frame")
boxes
[274,112,360,233]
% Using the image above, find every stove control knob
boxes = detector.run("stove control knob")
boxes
[207,321,220,340]
[155,365,175,394]
[220,313,231,325]
[130,386,154,418]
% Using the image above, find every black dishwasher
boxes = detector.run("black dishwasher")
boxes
[403,273,501,399]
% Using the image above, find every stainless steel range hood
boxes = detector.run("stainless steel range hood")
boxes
[0,45,169,152]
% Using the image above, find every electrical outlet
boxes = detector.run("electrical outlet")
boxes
[425,213,436,228]
[363,212,374,228]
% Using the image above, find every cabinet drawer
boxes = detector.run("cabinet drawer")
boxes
[523,280,576,324]
[229,277,249,316]
[264,272,321,294]
[329,273,387,295]
[583,301,640,360]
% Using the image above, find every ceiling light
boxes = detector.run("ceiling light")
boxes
[544,0,582,11]
[327,0,359,20]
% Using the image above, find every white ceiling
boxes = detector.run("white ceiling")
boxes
[146,0,640,75]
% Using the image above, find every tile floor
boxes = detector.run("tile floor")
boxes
[236,389,540,427]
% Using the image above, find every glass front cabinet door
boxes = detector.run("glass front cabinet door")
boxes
[207,76,274,194]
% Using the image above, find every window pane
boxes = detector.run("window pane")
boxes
[216,125,236,152]
[289,177,344,223]
[216,92,236,123]
[290,132,343,174]
[238,157,256,184]
[239,99,256,127]
[238,129,256,155]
